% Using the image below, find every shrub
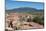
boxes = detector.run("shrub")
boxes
[33,16,44,25]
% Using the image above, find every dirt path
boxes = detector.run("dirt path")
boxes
[19,22,44,30]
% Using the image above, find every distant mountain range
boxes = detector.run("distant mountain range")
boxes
[5,7,44,13]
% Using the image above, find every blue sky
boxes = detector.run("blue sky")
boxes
[6,0,44,10]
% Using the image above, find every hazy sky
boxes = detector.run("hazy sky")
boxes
[6,0,44,10]
[12,0,44,2]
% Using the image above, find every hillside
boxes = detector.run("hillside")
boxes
[5,7,44,14]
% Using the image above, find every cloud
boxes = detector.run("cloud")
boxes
[12,0,44,2]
